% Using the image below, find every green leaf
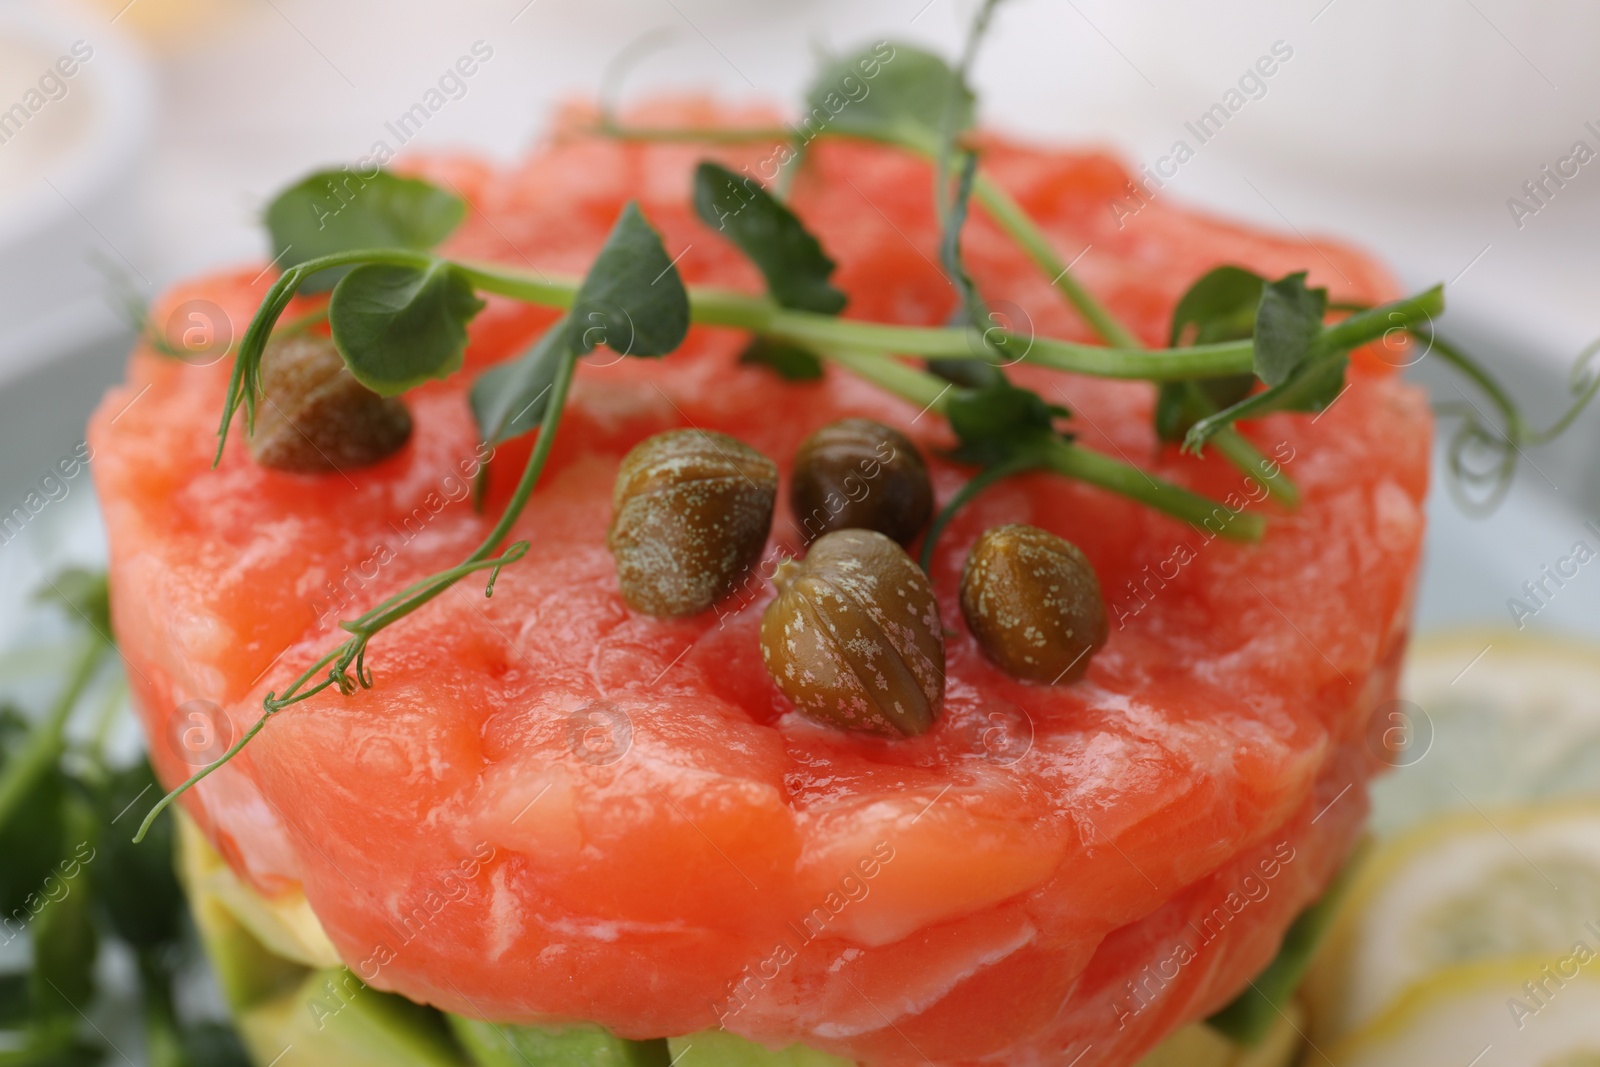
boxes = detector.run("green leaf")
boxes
[738,336,824,381]
[92,763,183,952]
[264,170,465,292]
[470,316,571,445]
[1253,272,1328,386]
[567,203,689,359]
[1156,267,1268,442]
[329,259,485,395]
[1168,265,1265,348]
[945,381,1068,466]
[1154,376,1257,443]
[804,42,973,151]
[692,162,845,315]
[1184,351,1348,453]
[34,570,111,640]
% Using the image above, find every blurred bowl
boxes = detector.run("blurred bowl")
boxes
[0,1,152,383]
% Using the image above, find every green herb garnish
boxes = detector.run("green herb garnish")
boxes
[693,161,846,315]
[566,202,690,358]
[470,314,570,444]
[265,169,466,291]
[329,259,485,394]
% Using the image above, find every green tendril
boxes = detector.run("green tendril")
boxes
[1424,330,1600,515]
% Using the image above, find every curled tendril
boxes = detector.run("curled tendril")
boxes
[1426,331,1600,516]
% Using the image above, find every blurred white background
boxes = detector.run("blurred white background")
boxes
[6,0,1600,361]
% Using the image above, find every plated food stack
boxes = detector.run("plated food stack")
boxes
[91,50,1439,1066]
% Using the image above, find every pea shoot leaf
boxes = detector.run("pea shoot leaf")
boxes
[1155,267,1268,443]
[567,202,689,358]
[329,259,484,395]
[1184,351,1348,453]
[738,336,824,381]
[1168,265,1266,348]
[692,162,845,315]
[265,170,466,292]
[1157,267,1330,446]
[470,204,689,443]
[805,42,973,152]
[945,380,1068,466]
[471,316,570,444]
[1253,272,1328,386]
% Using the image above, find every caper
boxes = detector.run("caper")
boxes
[760,529,945,736]
[607,428,778,617]
[249,333,412,472]
[960,524,1107,684]
[790,418,932,547]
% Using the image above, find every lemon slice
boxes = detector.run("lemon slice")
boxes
[1305,802,1600,1043]
[1329,962,1600,1067]
[1373,631,1600,837]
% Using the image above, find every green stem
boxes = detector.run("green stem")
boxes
[815,350,1265,545]
[591,121,1142,350]
[1040,438,1266,541]
[218,249,435,458]
[1024,336,1255,380]
[918,458,1033,570]
[1322,286,1445,351]
[0,634,105,829]
[459,258,1270,379]
[1210,425,1300,509]
[816,347,954,412]
[969,172,1142,349]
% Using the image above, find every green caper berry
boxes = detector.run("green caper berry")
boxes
[760,529,945,737]
[249,333,412,473]
[960,524,1107,684]
[607,428,778,618]
[790,418,932,547]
